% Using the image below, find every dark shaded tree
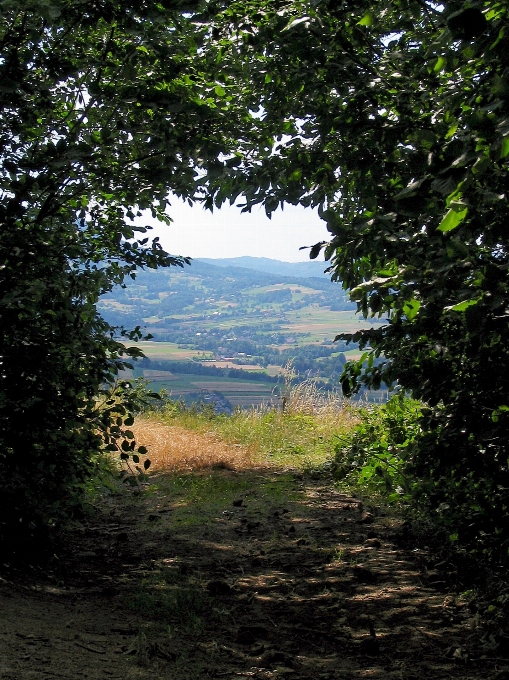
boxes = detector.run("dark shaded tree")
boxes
[207,0,509,561]
[0,0,254,546]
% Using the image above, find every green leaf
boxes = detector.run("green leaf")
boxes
[437,207,468,232]
[403,299,421,320]
[357,13,373,26]
[434,56,446,72]
[445,124,458,139]
[394,179,425,200]
[445,298,481,312]
[309,241,326,259]
[500,137,509,159]
[282,16,310,31]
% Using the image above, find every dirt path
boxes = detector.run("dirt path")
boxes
[0,469,498,680]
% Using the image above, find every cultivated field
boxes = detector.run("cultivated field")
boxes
[135,341,205,361]
[137,372,276,408]
[282,308,383,343]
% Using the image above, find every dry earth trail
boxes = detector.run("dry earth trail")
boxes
[0,425,502,680]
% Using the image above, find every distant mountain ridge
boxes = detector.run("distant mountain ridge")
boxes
[197,256,330,279]
[99,256,354,337]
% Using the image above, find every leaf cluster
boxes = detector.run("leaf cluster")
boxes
[201,0,509,562]
[0,0,256,548]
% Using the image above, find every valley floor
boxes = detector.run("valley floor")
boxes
[0,427,498,680]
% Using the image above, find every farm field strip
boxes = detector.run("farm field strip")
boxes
[191,381,273,391]
[137,372,275,405]
[137,341,205,360]
[197,361,268,371]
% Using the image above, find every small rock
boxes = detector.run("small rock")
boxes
[261,649,293,667]
[360,512,375,524]
[352,565,376,583]
[232,499,244,507]
[206,580,231,595]
[359,635,380,656]
[102,585,117,598]
[251,556,266,567]
[364,538,381,548]
[111,625,136,635]
[237,625,269,645]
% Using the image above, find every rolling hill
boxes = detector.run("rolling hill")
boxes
[99,258,386,406]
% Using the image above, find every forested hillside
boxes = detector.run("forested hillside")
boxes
[199,256,330,278]
[99,259,375,391]
[99,258,353,331]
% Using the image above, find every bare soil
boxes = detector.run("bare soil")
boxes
[0,469,504,680]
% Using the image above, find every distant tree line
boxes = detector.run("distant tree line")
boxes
[138,358,278,383]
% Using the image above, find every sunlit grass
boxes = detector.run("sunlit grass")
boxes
[130,419,258,472]
[147,470,299,528]
[132,371,359,474]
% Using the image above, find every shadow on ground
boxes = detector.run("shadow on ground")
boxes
[0,469,501,679]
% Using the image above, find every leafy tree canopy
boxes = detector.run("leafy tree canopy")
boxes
[203,0,509,561]
[2,0,509,562]
[0,0,258,545]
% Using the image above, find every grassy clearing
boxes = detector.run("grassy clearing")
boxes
[145,469,299,530]
[133,377,359,473]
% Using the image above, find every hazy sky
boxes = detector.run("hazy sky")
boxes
[145,196,331,262]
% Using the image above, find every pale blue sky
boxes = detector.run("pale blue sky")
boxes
[145,197,330,262]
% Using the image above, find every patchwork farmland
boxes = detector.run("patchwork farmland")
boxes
[104,258,388,407]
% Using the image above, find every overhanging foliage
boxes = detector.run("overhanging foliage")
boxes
[0,0,255,545]
[204,0,509,561]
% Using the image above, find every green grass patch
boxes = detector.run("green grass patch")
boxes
[125,567,212,630]
[148,470,299,528]
[151,380,359,472]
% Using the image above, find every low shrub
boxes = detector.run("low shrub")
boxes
[332,396,422,501]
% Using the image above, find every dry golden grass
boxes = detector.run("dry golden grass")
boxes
[132,365,360,474]
[281,377,350,418]
[131,418,259,473]
[277,362,359,423]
